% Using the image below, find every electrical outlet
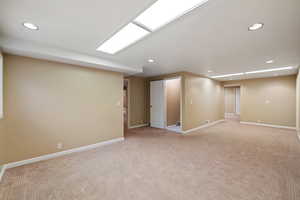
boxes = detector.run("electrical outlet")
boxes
[57,142,63,149]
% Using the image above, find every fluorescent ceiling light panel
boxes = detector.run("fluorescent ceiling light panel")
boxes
[97,23,150,54]
[212,73,244,78]
[134,0,209,31]
[245,66,294,74]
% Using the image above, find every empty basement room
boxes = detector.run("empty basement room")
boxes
[1,0,300,200]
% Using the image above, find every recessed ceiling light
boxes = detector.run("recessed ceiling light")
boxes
[134,0,209,31]
[148,59,154,63]
[245,66,294,74]
[97,23,150,54]
[266,60,274,64]
[248,23,264,31]
[22,22,39,30]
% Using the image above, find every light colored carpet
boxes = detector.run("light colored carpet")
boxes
[1,121,300,200]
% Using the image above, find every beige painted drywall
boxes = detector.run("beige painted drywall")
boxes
[224,75,296,127]
[296,70,300,131]
[0,54,123,164]
[127,76,148,127]
[224,87,236,113]
[182,73,224,131]
[0,51,3,119]
[166,78,181,126]
[0,52,4,164]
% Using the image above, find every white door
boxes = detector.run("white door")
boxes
[150,80,165,128]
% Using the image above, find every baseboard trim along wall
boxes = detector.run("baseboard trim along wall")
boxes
[128,123,149,129]
[240,121,296,130]
[0,165,6,182]
[224,113,236,118]
[183,119,225,134]
[166,125,182,134]
[1,137,124,176]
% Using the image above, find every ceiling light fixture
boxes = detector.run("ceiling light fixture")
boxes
[211,73,244,78]
[245,66,294,74]
[248,23,264,31]
[22,22,39,30]
[148,59,154,63]
[97,0,209,54]
[97,23,150,54]
[266,60,274,64]
[134,0,209,31]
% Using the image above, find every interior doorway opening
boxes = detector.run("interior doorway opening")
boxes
[150,77,182,133]
[224,85,241,121]
[123,79,129,131]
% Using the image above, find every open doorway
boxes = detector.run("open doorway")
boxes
[224,85,240,121]
[123,79,129,131]
[150,77,182,133]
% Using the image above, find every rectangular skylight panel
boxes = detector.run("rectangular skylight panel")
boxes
[97,23,150,54]
[245,66,294,74]
[212,73,244,78]
[134,0,209,31]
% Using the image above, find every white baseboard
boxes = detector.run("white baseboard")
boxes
[128,123,149,129]
[183,119,225,134]
[240,121,296,130]
[3,137,124,170]
[225,113,239,119]
[166,125,183,134]
[0,165,6,182]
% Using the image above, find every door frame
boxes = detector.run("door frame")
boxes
[124,78,130,130]
[223,84,241,118]
[164,77,182,128]
[150,76,182,129]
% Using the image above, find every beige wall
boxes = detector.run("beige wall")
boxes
[127,76,148,127]
[0,54,123,164]
[182,73,224,131]
[224,87,236,113]
[166,78,181,126]
[224,75,296,127]
[0,52,3,164]
[296,71,300,131]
